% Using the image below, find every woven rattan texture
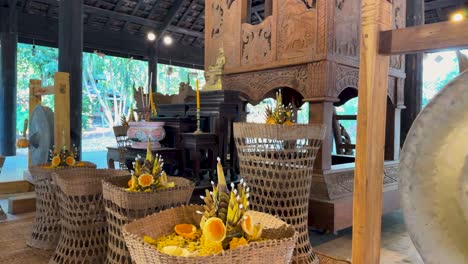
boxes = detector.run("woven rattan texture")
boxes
[50,168,130,264]
[234,123,326,264]
[26,162,96,250]
[102,176,195,264]
[122,205,298,264]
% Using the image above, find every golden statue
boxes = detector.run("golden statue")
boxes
[203,48,226,91]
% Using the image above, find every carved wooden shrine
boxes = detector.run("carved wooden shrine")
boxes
[205,0,406,232]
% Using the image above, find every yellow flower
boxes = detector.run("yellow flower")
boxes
[229,237,248,250]
[65,156,76,166]
[198,234,223,256]
[51,156,61,168]
[138,173,154,187]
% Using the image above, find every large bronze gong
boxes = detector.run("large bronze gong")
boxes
[29,105,54,166]
[399,71,468,263]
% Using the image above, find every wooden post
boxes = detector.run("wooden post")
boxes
[400,0,424,146]
[307,99,335,171]
[53,72,71,152]
[148,43,158,93]
[0,4,17,157]
[59,0,83,158]
[352,0,392,263]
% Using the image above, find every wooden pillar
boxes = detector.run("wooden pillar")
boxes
[0,3,18,157]
[400,0,424,146]
[306,99,335,171]
[148,43,158,93]
[352,0,392,263]
[58,0,83,158]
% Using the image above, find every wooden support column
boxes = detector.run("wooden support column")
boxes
[400,0,424,146]
[148,43,158,93]
[352,0,392,263]
[306,99,335,171]
[58,0,83,158]
[0,2,18,156]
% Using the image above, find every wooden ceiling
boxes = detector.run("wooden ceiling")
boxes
[425,0,468,24]
[2,0,467,66]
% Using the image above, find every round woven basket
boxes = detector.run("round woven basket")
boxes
[49,168,130,264]
[102,176,195,264]
[26,162,96,250]
[233,123,326,264]
[122,205,298,264]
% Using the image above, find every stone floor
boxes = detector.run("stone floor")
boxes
[310,210,424,264]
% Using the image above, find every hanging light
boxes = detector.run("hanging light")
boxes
[163,35,173,46]
[32,39,36,57]
[147,32,157,41]
[451,12,464,22]
[167,59,173,76]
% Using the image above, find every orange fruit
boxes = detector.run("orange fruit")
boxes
[202,217,226,243]
[65,156,76,166]
[138,173,154,187]
[241,211,254,235]
[51,156,61,168]
[174,224,197,239]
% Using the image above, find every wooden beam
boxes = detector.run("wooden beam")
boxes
[352,0,392,263]
[166,25,204,38]
[424,0,460,11]
[8,192,36,214]
[8,9,204,67]
[379,20,468,55]
[122,0,144,31]
[155,0,185,41]
[0,180,33,195]
[104,0,125,27]
[401,0,424,147]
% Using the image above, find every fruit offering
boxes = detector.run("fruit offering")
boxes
[126,140,174,192]
[143,158,263,257]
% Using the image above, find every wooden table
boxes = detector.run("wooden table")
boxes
[180,133,218,184]
[107,147,182,175]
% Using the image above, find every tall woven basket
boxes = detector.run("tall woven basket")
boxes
[50,168,130,264]
[122,205,298,264]
[26,162,96,250]
[233,123,326,264]
[102,176,195,264]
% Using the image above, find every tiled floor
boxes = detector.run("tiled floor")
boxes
[311,210,424,264]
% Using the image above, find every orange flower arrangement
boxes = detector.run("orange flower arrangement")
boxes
[125,140,175,192]
[48,145,79,168]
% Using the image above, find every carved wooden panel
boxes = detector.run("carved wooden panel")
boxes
[332,0,359,59]
[205,0,242,70]
[390,0,405,71]
[224,63,329,104]
[276,0,317,61]
[334,64,359,97]
[241,16,275,66]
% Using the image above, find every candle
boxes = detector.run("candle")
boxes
[196,79,200,109]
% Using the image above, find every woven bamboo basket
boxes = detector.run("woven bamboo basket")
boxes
[102,176,195,264]
[26,162,96,250]
[233,123,326,264]
[122,204,298,264]
[49,168,130,264]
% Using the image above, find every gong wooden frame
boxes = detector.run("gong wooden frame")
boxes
[352,2,468,262]
[28,72,70,166]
